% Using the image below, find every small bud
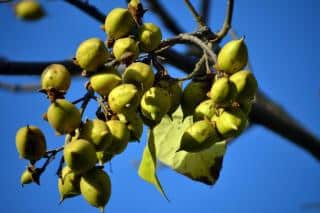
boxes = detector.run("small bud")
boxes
[15,125,46,161]
[215,108,247,139]
[140,87,171,122]
[108,84,140,114]
[76,38,109,72]
[63,139,97,174]
[112,37,139,63]
[178,120,220,152]
[137,23,162,52]
[217,38,248,74]
[229,70,258,101]
[105,8,136,40]
[208,77,237,104]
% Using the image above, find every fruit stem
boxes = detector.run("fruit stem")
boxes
[183,0,206,27]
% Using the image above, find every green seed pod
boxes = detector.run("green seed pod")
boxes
[123,62,155,92]
[215,108,247,139]
[76,38,109,72]
[105,8,135,40]
[106,120,130,155]
[140,87,171,122]
[79,119,112,151]
[90,67,122,97]
[20,169,33,186]
[63,139,97,174]
[108,84,140,113]
[182,81,210,116]
[178,120,220,152]
[229,70,258,101]
[96,151,114,166]
[80,168,111,212]
[41,64,71,92]
[194,99,217,121]
[208,77,237,104]
[47,99,81,135]
[239,101,253,116]
[217,38,248,74]
[158,80,182,114]
[113,37,139,62]
[128,0,140,7]
[137,23,162,52]
[15,0,44,21]
[117,112,143,141]
[15,125,46,161]
[58,166,81,203]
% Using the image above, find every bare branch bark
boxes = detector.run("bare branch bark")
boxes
[215,0,234,41]
[184,0,206,27]
[0,59,81,75]
[200,0,212,24]
[250,91,320,161]
[64,0,105,23]
[145,0,184,35]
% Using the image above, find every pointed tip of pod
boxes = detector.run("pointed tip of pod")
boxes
[98,160,104,166]
[100,130,109,137]
[229,124,239,131]
[175,147,183,153]
[59,197,65,205]
[99,206,105,213]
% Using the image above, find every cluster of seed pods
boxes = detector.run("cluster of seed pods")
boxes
[14,0,258,212]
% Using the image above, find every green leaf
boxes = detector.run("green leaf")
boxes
[138,129,169,200]
[153,107,227,185]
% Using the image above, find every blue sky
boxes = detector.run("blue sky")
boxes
[0,0,319,212]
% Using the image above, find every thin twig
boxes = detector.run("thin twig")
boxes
[156,33,217,64]
[39,146,64,174]
[215,0,234,41]
[79,88,94,117]
[184,0,206,27]
[173,54,206,81]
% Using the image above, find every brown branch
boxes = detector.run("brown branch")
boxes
[250,91,320,161]
[184,0,206,27]
[215,0,234,41]
[64,0,105,23]
[145,0,184,35]
[0,59,81,75]
[156,33,217,64]
[200,0,212,24]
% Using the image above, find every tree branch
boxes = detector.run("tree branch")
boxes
[250,91,320,161]
[200,0,211,24]
[145,0,184,35]
[64,0,105,23]
[215,0,234,41]
[184,0,206,27]
[0,59,81,75]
